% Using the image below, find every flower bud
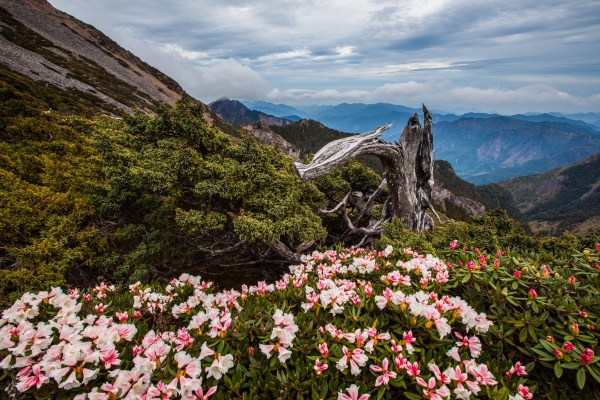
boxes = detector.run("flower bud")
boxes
[580,311,588,318]
[546,336,555,342]
[571,323,580,336]
[528,289,538,300]
[513,271,521,280]
[568,276,576,283]
[563,341,575,352]
[554,349,563,360]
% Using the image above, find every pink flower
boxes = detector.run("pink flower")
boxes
[133,310,142,319]
[16,364,48,392]
[193,385,218,400]
[147,381,176,399]
[337,384,370,400]
[468,363,497,386]
[336,346,368,375]
[517,384,533,400]
[528,289,537,300]
[416,377,451,400]
[390,340,401,354]
[319,342,329,357]
[175,327,194,350]
[370,357,397,386]
[506,361,528,378]
[580,311,588,318]
[314,359,328,376]
[402,331,416,354]
[456,333,482,358]
[449,240,458,250]
[429,363,451,384]
[406,361,420,378]
[446,346,461,362]
[115,312,128,323]
[100,345,121,370]
[568,276,576,283]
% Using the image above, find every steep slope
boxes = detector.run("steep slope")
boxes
[241,121,300,161]
[433,117,600,184]
[498,153,600,235]
[209,98,292,126]
[433,160,524,222]
[0,0,185,114]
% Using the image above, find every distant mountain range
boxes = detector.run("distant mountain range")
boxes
[433,117,600,184]
[499,152,600,235]
[241,100,600,185]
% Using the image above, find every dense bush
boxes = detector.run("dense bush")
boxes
[1,246,535,399]
[1,81,382,303]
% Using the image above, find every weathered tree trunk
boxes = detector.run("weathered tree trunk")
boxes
[295,104,435,234]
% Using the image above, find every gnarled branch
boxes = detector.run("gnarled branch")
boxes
[295,104,435,234]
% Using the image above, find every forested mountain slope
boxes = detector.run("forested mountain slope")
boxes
[499,152,600,235]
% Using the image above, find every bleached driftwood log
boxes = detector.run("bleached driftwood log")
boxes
[295,104,435,236]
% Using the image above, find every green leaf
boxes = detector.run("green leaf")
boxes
[320,382,328,399]
[404,393,422,400]
[588,366,600,384]
[577,368,586,389]
[512,281,518,290]
[462,274,471,283]
[519,328,528,343]
[554,362,563,378]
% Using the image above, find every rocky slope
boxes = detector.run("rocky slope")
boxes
[0,0,185,114]
[241,121,301,161]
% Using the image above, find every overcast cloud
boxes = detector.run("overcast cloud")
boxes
[48,0,600,113]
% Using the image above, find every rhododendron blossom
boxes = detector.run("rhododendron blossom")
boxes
[0,246,516,399]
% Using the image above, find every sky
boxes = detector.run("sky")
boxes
[48,0,600,114]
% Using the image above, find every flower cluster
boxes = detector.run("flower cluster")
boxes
[0,245,528,399]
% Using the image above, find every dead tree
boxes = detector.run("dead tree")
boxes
[295,104,435,244]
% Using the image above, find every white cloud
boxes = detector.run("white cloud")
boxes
[47,0,600,113]
[264,82,600,114]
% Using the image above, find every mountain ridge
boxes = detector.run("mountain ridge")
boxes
[0,0,185,114]
[209,97,292,126]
